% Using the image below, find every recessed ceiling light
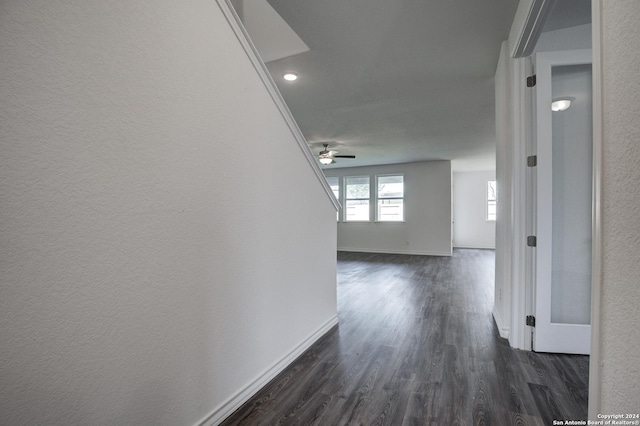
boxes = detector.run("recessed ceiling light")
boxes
[283,72,299,81]
[551,98,572,112]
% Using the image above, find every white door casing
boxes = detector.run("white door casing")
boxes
[533,49,592,355]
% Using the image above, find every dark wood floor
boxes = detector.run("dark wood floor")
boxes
[221,249,589,425]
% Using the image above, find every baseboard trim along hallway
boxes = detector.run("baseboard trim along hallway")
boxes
[338,247,453,256]
[196,315,339,426]
[492,307,511,339]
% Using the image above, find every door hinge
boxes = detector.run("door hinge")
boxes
[526,315,536,327]
[527,155,537,167]
[527,235,537,247]
[527,75,537,87]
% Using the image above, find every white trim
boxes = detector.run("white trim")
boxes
[341,221,372,224]
[486,179,497,221]
[588,0,603,419]
[325,176,341,222]
[510,0,557,58]
[215,0,340,211]
[509,0,534,55]
[510,56,529,351]
[195,315,339,426]
[453,245,496,250]
[375,173,405,223]
[344,175,372,222]
[493,308,511,339]
[373,221,407,224]
[338,248,452,257]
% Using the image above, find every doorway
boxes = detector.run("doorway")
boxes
[530,50,593,354]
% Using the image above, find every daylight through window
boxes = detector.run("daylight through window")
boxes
[345,176,370,221]
[326,177,340,221]
[377,175,404,221]
[487,180,497,221]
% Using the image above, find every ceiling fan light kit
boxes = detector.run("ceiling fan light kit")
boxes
[317,143,355,165]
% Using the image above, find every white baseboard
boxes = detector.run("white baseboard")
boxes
[453,245,496,250]
[338,247,452,257]
[492,308,510,339]
[195,315,339,426]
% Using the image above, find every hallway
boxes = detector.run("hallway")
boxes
[222,249,588,425]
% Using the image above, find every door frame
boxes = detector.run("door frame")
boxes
[509,0,603,417]
[533,49,592,355]
[589,0,604,419]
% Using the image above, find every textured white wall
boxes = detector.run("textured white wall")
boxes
[493,41,513,339]
[453,171,496,249]
[0,1,337,425]
[597,0,640,413]
[324,161,452,256]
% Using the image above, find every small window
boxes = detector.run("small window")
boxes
[326,176,340,221]
[487,180,497,221]
[345,176,370,221]
[377,175,404,221]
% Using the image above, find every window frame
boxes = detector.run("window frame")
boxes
[325,176,340,221]
[487,180,497,222]
[375,174,405,222]
[344,175,371,222]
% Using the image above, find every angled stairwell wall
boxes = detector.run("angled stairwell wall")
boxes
[0,1,337,425]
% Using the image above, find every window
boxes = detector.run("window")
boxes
[345,176,370,221]
[487,180,497,221]
[326,177,340,221]
[377,175,404,221]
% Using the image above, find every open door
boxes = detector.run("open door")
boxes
[532,49,592,354]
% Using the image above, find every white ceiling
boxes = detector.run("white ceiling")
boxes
[241,0,520,171]
[239,0,309,63]
[542,0,591,32]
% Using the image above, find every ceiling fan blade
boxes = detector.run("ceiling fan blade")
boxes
[333,155,356,158]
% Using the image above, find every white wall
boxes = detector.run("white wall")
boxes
[0,2,337,425]
[535,23,592,54]
[324,161,452,256]
[453,171,496,249]
[493,41,515,341]
[595,0,640,414]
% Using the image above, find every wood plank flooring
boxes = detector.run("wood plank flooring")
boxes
[221,249,589,425]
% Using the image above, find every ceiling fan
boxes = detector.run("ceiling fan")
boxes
[317,143,355,165]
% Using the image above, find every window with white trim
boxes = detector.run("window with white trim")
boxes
[345,176,370,221]
[326,176,340,221]
[487,180,497,221]
[377,175,404,221]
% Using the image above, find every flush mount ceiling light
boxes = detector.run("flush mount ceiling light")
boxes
[551,98,572,112]
[283,72,299,81]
